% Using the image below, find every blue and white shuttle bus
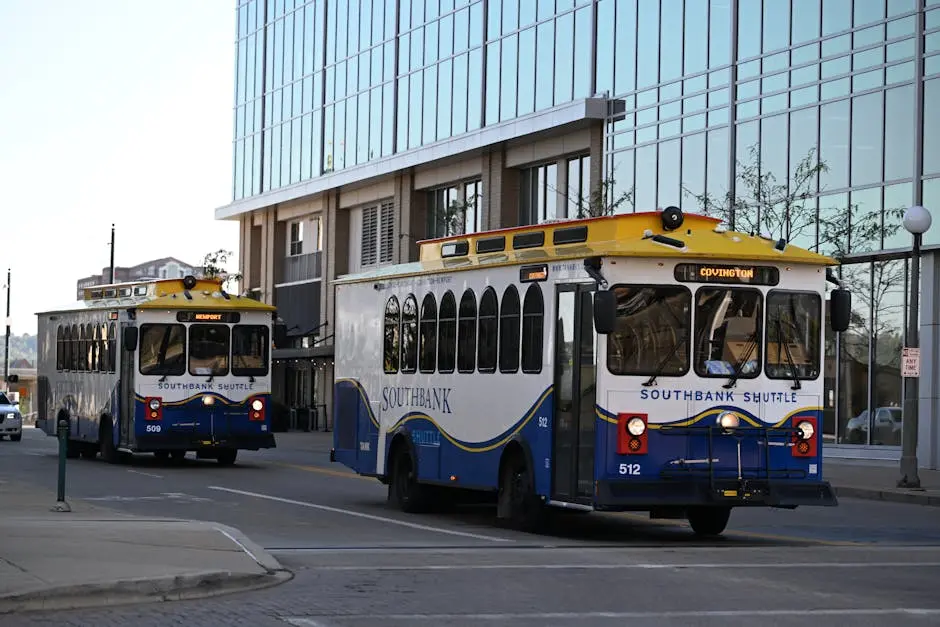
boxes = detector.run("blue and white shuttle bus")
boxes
[330,208,851,535]
[35,275,277,465]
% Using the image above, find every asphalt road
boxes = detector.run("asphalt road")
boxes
[3,427,940,626]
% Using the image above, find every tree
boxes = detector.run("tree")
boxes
[554,172,636,219]
[201,249,243,293]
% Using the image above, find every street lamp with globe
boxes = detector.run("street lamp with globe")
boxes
[898,205,932,489]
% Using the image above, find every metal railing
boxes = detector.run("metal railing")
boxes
[281,251,322,284]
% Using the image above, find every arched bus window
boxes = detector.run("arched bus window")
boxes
[100,324,108,372]
[91,325,99,372]
[77,324,86,371]
[383,296,400,373]
[521,284,544,373]
[437,291,457,373]
[457,289,477,373]
[400,294,418,374]
[108,323,116,372]
[478,287,498,373]
[56,326,64,371]
[499,285,520,373]
[419,293,437,373]
[63,326,71,371]
[71,324,79,371]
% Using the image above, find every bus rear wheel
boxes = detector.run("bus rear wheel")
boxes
[687,506,731,536]
[217,449,237,466]
[388,446,428,513]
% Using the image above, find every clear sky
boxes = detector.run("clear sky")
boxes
[0,0,238,334]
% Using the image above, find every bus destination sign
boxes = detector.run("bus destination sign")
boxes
[674,263,779,286]
[176,311,241,323]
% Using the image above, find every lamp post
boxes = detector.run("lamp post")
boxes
[3,268,9,385]
[898,205,932,489]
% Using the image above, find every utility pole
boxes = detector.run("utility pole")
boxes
[109,223,115,284]
[4,268,10,384]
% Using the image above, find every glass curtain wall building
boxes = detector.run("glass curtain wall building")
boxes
[226,0,940,458]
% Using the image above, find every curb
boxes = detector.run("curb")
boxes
[0,569,293,614]
[833,485,940,507]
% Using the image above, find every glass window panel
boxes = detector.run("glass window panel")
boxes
[294,9,304,80]
[423,65,438,144]
[468,47,483,130]
[381,83,393,156]
[821,77,850,100]
[660,0,683,82]
[635,145,657,210]
[315,1,326,69]
[835,260,871,443]
[357,91,369,163]
[637,0,659,87]
[926,55,940,76]
[470,1,484,46]
[487,0,500,40]
[887,0,915,17]
[440,14,454,58]
[763,0,789,53]
[764,52,789,74]
[610,150,635,214]
[926,33,940,54]
[658,139,680,207]
[520,0,536,26]
[573,7,591,99]
[555,13,574,104]
[425,20,439,65]
[684,0,708,76]
[682,132,706,200]
[760,113,788,191]
[636,125,657,143]
[684,93,707,113]
[685,74,707,93]
[535,21,554,110]
[281,121,292,183]
[502,0,518,34]
[822,0,850,36]
[817,192,849,256]
[870,258,905,446]
[852,68,883,91]
[372,0,384,45]
[321,105,333,172]
[300,112,312,180]
[926,80,940,175]
[882,85,914,182]
[848,187,882,253]
[452,53,469,135]
[437,59,453,140]
[738,59,760,80]
[705,126,729,201]
[709,86,729,107]
[922,179,940,246]
[537,0,555,20]
[346,55,358,96]
[707,0,730,68]
[822,56,850,78]
[485,41,500,125]
[819,100,849,191]
[853,48,884,72]
[708,105,728,126]
[791,0,820,44]
[886,60,914,84]
[596,0,615,94]
[411,26,424,69]
[929,8,940,29]
[887,39,915,62]
[854,1,884,28]
[344,97,356,166]
[454,7,470,52]
[788,106,819,201]
[882,182,914,249]
[501,35,518,121]
[396,74,408,152]
[822,34,851,57]
[336,60,348,100]
[791,63,819,87]
[409,72,422,149]
[855,25,884,49]
[517,28,536,115]
[851,92,884,187]
[762,71,788,93]
[792,43,819,67]
[683,113,707,132]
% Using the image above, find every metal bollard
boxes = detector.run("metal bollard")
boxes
[52,418,71,512]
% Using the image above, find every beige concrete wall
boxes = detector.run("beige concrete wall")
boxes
[505,128,592,169]
[413,156,484,190]
[277,196,324,222]
[339,179,396,209]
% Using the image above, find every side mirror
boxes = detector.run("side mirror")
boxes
[122,327,139,352]
[5,374,17,383]
[830,288,851,333]
[593,290,616,335]
[273,322,288,348]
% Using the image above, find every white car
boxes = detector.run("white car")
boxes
[0,392,22,442]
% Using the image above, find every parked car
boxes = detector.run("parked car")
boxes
[844,406,902,445]
[0,391,22,442]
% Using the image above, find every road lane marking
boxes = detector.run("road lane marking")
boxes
[303,561,940,571]
[207,485,513,543]
[270,462,375,482]
[284,609,940,623]
[127,469,163,479]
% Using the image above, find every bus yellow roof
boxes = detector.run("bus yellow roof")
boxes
[335,210,837,285]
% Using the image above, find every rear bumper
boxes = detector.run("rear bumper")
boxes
[134,432,276,452]
[595,477,838,510]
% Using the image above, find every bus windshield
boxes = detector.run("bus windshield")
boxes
[139,324,186,376]
[766,291,821,380]
[607,285,691,376]
[694,287,762,378]
[232,325,269,376]
[188,324,230,376]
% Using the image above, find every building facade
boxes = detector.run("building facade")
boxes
[76,257,204,299]
[219,0,940,467]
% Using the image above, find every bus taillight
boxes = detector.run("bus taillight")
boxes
[249,397,265,421]
[146,397,162,421]
[617,413,648,455]
[791,417,817,457]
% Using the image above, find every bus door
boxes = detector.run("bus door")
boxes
[552,284,597,505]
[119,322,136,448]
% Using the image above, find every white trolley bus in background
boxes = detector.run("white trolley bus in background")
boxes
[35,275,277,465]
[330,208,852,536]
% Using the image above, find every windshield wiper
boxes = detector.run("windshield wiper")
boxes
[643,333,688,387]
[776,318,802,391]
[723,331,758,389]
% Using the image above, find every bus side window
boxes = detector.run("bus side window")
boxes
[419,294,437,373]
[521,284,544,374]
[457,289,477,373]
[56,326,64,371]
[478,287,498,373]
[401,295,418,374]
[437,291,457,373]
[499,285,520,373]
[383,296,400,374]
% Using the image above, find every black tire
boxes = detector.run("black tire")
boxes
[99,418,117,464]
[388,445,428,513]
[80,447,98,460]
[498,454,545,532]
[687,507,732,536]
[154,451,170,461]
[170,450,186,461]
[10,434,21,442]
[217,449,237,466]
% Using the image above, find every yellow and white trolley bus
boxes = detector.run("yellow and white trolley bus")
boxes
[330,207,851,536]
[36,275,277,465]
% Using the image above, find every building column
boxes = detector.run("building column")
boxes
[239,215,250,293]
[259,207,277,304]
[917,250,939,470]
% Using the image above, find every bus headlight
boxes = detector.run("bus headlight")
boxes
[626,416,646,436]
[251,399,264,412]
[149,398,161,411]
[718,412,740,430]
[202,395,215,406]
[797,420,815,440]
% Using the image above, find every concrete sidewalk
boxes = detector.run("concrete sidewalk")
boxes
[275,430,940,507]
[0,479,291,614]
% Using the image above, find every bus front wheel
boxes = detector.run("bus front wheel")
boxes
[687,506,731,536]
[498,454,545,532]
[217,449,237,466]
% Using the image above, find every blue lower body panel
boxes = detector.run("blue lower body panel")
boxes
[595,477,837,510]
